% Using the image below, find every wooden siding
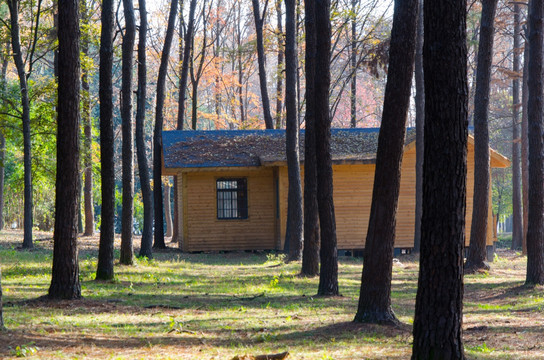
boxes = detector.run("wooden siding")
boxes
[180,168,277,251]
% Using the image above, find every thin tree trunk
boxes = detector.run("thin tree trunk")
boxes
[120,0,136,265]
[96,0,116,280]
[0,48,7,231]
[0,268,3,329]
[413,0,424,253]
[512,3,523,250]
[349,0,357,128]
[411,0,468,355]
[154,0,179,249]
[164,180,173,238]
[48,0,81,299]
[275,0,284,129]
[526,0,544,285]
[284,0,302,261]
[354,0,417,324]
[82,0,94,236]
[465,0,498,273]
[178,0,197,130]
[252,0,274,129]
[7,0,33,249]
[521,29,529,255]
[301,0,320,277]
[315,0,338,297]
[136,0,153,258]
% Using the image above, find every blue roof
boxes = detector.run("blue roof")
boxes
[162,128,416,169]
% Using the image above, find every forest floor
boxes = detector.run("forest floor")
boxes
[0,230,543,359]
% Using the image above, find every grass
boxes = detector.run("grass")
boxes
[0,230,543,359]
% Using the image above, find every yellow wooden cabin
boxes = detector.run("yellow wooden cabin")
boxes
[162,128,510,256]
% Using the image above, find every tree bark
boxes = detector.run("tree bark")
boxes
[354,0,417,324]
[48,0,81,299]
[465,0,498,273]
[252,0,274,129]
[164,181,173,238]
[96,0,116,280]
[82,0,94,236]
[136,0,153,259]
[526,0,544,285]
[154,0,179,249]
[301,0,320,277]
[512,3,523,251]
[7,0,33,249]
[411,0,467,355]
[283,0,302,262]
[413,0,424,253]
[275,0,284,129]
[0,49,7,231]
[521,28,529,255]
[315,0,338,296]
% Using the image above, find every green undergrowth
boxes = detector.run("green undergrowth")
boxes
[0,232,543,359]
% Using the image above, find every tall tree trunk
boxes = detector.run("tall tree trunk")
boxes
[413,0,424,253]
[526,0,544,285]
[512,3,523,250]
[78,173,84,233]
[411,0,468,355]
[252,0,274,129]
[0,268,3,329]
[178,0,197,130]
[7,0,33,249]
[521,29,529,255]
[465,0,498,273]
[301,0,320,277]
[120,0,136,265]
[0,47,8,231]
[96,0,116,280]
[284,0,302,261]
[154,0,179,249]
[349,0,357,128]
[136,0,153,258]
[275,0,284,129]
[315,0,338,296]
[48,0,81,299]
[354,0,417,324]
[82,0,94,236]
[164,180,173,237]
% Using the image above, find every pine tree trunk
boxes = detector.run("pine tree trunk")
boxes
[82,0,94,236]
[7,0,33,249]
[48,0,81,299]
[315,0,338,296]
[526,0,544,285]
[355,0,417,324]
[252,0,274,129]
[301,0,320,277]
[413,0,424,253]
[411,0,467,355]
[284,0,302,262]
[96,0,116,280]
[154,0,179,249]
[136,0,153,259]
[521,30,529,255]
[512,3,523,251]
[465,0,498,273]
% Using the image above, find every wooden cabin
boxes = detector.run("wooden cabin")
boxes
[162,128,510,256]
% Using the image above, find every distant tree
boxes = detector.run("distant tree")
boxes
[6,0,36,249]
[349,0,358,128]
[120,0,136,265]
[0,267,3,329]
[413,0,423,253]
[251,0,274,129]
[96,0,116,281]
[354,0,417,324]
[178,0,197,130]
[154,0,179,249]
[411,0,468,356]
[526,0,544,285]
[283,0,302,261]
[275,0,284,129]
[81,0,94,237]
[522,30,529,255]
[301,0,320,277]
[465,0,499,273]
[511,3,523,251]
[48,0,81,299]
[315,0,338,296]
[0,43,8,231]
[136,0,153,259]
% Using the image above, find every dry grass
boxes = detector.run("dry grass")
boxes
[0,230,543,359]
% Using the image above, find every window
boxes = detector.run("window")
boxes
[216,178,248,219]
